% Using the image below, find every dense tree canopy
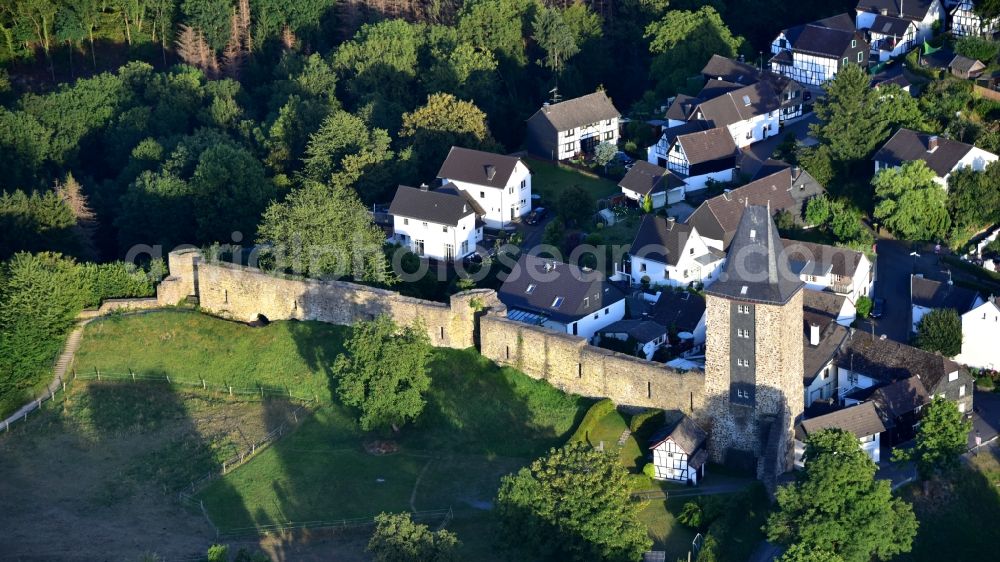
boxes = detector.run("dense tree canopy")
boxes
[368,512,460,562]
[873,161,951,242]
[915,308,963,358]
[496,442,653,561]
[645,6,744,97]
[332,315,432,432]
[767,429,917,562]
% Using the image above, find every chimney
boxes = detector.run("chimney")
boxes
[485,165,496,181]
[880,8,888,16]
[791,165,801,181]
[899,0,904,18]
[419,183,429,191]
[810,324,820,346]
[927,135,939,152]
[666,216,676,224]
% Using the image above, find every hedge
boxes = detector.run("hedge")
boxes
[629,408,665,436]
[568,398,616,443]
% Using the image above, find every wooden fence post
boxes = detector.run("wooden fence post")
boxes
[229,385,233,397]
[96,368,100,381]
[202,378,206,390]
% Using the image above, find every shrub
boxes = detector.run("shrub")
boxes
[955,36,1000,63]
[568,398,616,442]
[975,374,995,391]
[206,544,229,562]
[677,501,703,529]
[629,408,665,436]
[642,462,656,479]
[856,296,873,319]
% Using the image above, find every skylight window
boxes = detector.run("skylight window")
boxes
[552,297,564,308]
[740,285,749,296]
[526,284,536,294]
[750,229,757,240]
[742,95,751,106]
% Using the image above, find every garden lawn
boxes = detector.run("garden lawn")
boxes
[72,310,347,402]
[528,158,621,204]
[896,451,1000,562]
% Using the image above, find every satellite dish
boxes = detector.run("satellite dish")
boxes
[678,332,694,340]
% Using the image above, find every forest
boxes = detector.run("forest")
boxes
[0,0,859,415]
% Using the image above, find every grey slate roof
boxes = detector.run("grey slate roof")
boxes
[804,320,849,385]
[676,127,738,166]
[651,290,707,334]
[697,79,744,101]
[782,239,865,278]
[435,182,487,219]
[599,319,666,343]
[871,377,930,420]
[836,331,962,391]
[437,146,523,190]
[910,275,982,312]
[701,54,761,84]
[528,91,620,132]
[665,94,701,122]
[950,55,986,74]
[870,14,913,36]
[798,401,887,439]
[649,415,708,453]
[498,254,626,325]
[389,185,475,226]
[705,205,805,305]
[874,128,978,177]
[619,161,683,197]
[661,121,710,148]
[804,289,848,320]
[686,167,824,247]
[857,0,938,22]
[691,81,780,128]
[629,215,693,266]
[781,13,862,59]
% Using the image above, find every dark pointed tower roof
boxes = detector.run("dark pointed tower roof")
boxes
[705,205,804,305]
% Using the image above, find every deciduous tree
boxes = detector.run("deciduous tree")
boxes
[333,315,431,432]
[532,6,579,74]
[496,442,653,561]
[766,429,917,562]
[368,512,460,562]
[645,6,743,97]
[873,160,951,242]
[399,93,501,179]
[892,397,971,481]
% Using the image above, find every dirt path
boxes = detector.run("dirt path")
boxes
[1,318,92,430]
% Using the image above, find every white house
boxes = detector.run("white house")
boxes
[598,320,668,360]
[388,184,482,261]
[700,55,807,124]
[951,0,1000,38]
[836,331,974,414]
[956,297,1000,370]
[649,416,709,485]
[688,81,781,149]
[873,128,999,188]
[664,127,739,191]
[782,240,874,304]
[437,146,532,229]
[498,254,626,341]
[525,91,620,161]
[866,14,919,61]
[619,215,725,289]
[910,274,984,334]
[856,0,945,44]
[794,402,886,468]
[770,14,869,86]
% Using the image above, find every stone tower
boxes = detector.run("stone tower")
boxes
[703,206,804,476]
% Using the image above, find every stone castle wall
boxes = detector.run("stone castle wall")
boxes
[156,249,496,350]
[157,249,707,412]
[479,315,705,413]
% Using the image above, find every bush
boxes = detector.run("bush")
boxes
[856,296,873,319]
[77,261,161,308]
[955,36,1000,63]
[629,408,665,436]
[568,398,616,442]
[642,462,656,479]
[206,544,229,562]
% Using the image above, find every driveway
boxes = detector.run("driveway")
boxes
[742,113,818,169]
[971,389,1000,449]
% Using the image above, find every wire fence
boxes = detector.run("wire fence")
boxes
[3,368,322,434]
[213,507,455,540]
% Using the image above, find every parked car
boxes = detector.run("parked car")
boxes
[525,207,548,225]
[871,298,885,319]
[614,151,634,165]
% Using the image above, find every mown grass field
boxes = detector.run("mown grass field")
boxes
[0,380,295,560]
[73,309,347,402]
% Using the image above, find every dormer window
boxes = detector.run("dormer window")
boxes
[526,284,536,294]
[584,297,590,308]
[851,39,857,48]
[552,297,564,308]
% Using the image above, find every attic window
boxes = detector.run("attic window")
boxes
[740,285,749,296]
[526,284,536,294]
[742,95,751,106]
[552,297,565,308]
[584,297,590,308]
